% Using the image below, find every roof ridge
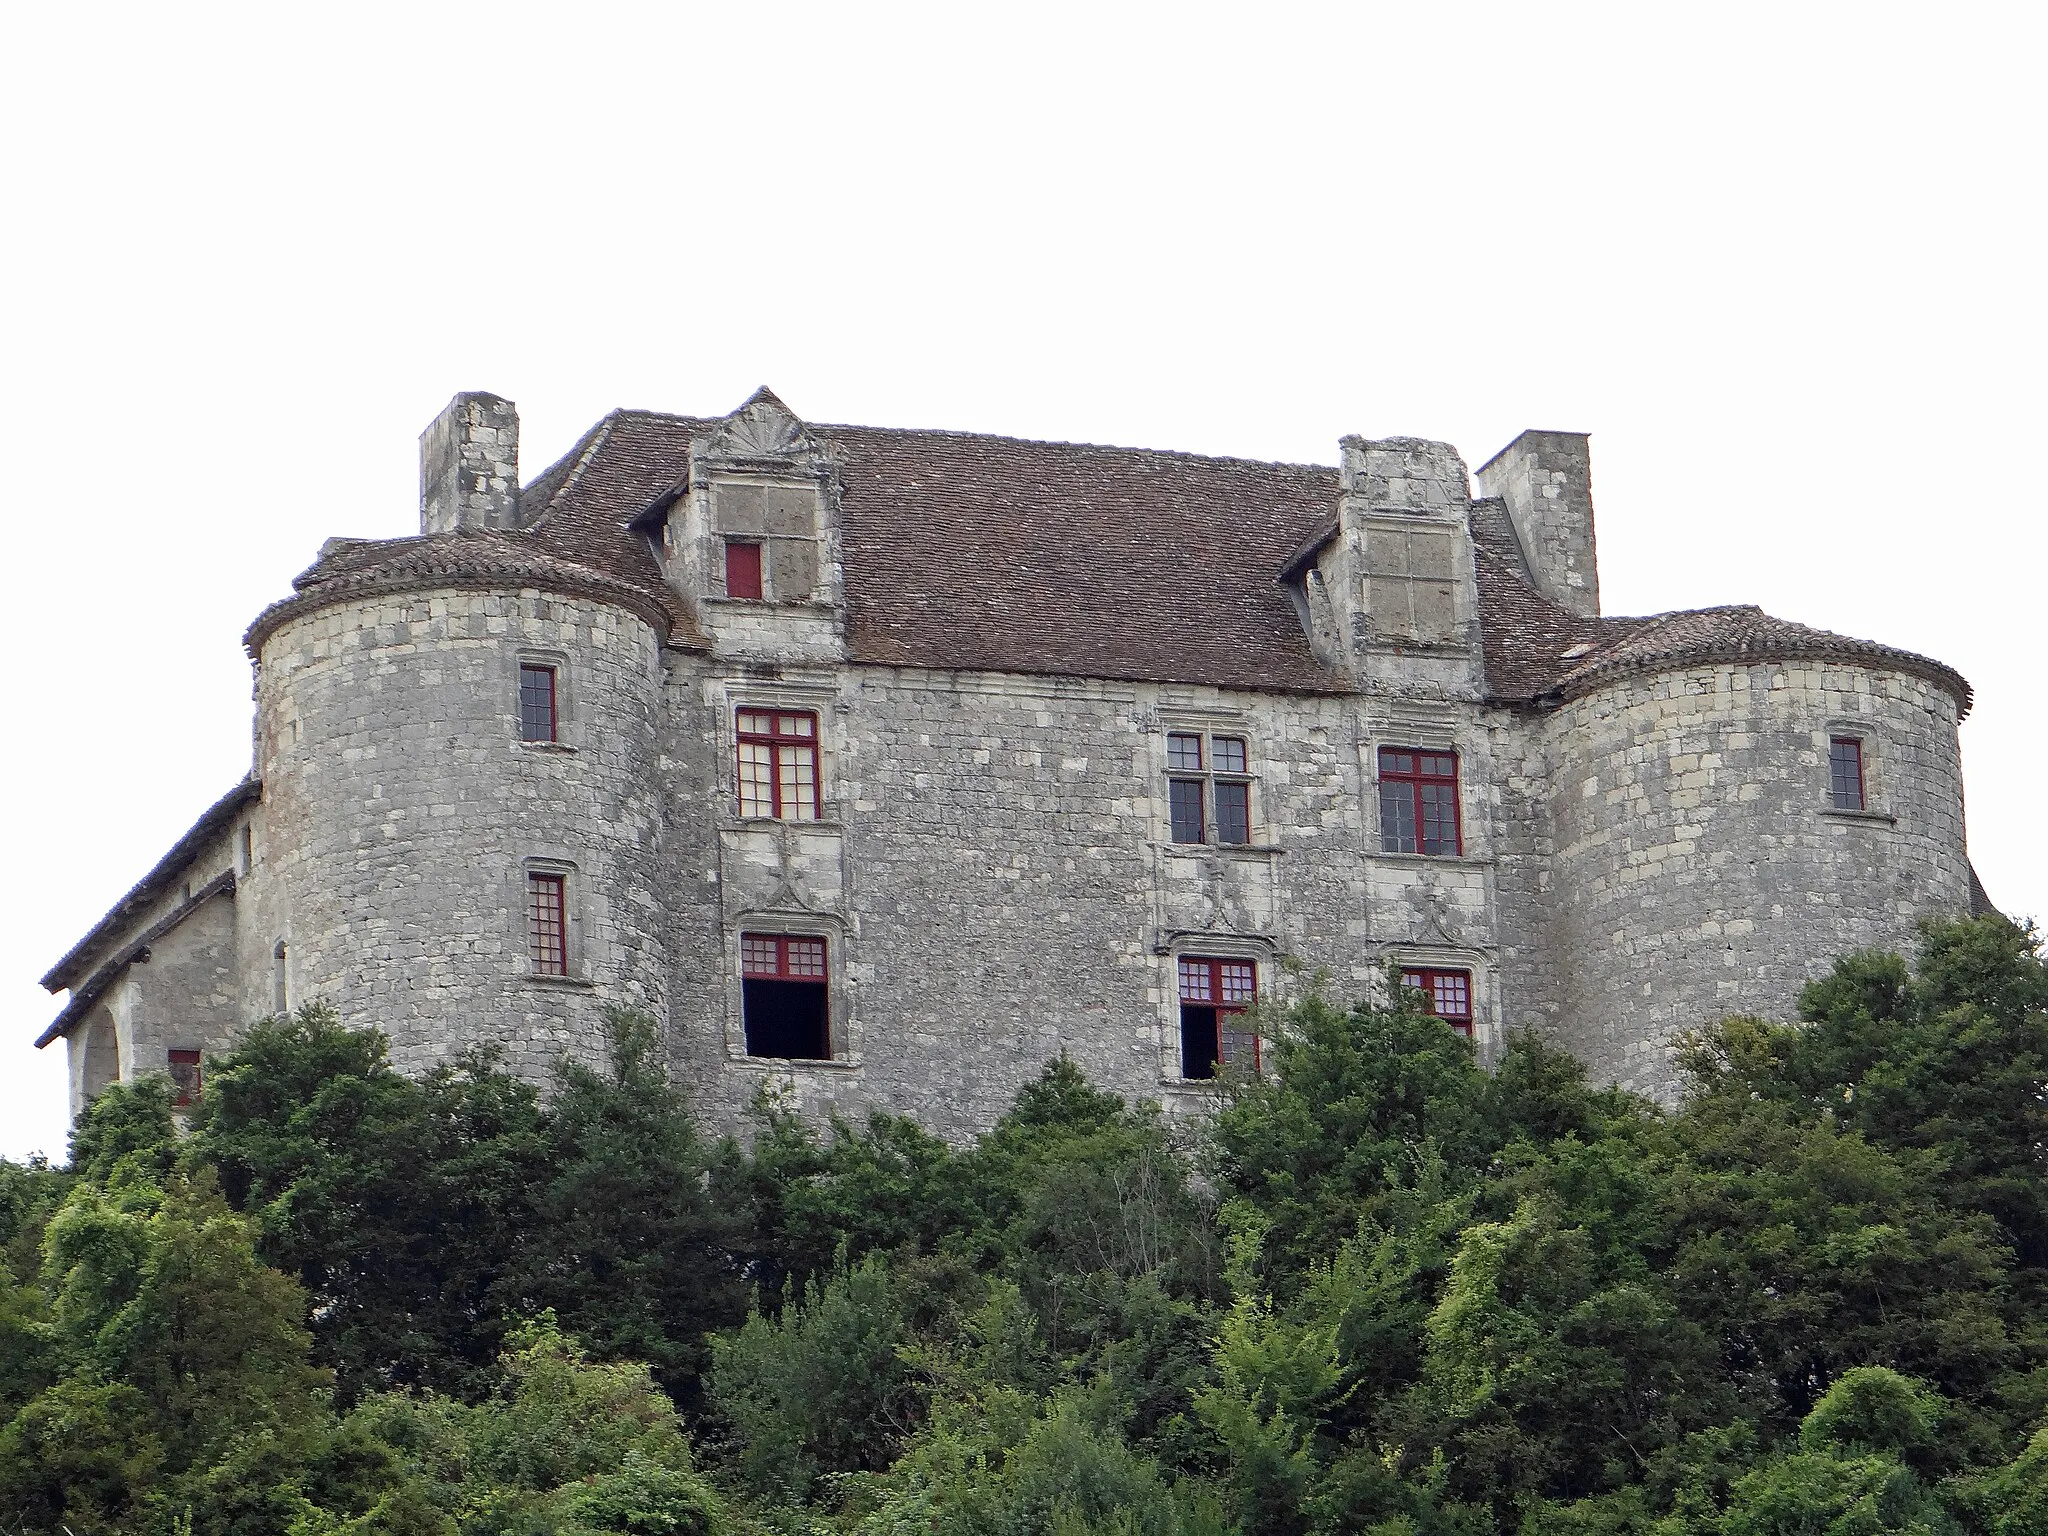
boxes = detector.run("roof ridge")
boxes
[599,407,1344,478]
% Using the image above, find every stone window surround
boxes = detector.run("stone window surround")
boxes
[1364,724,1475,861]
[514,648,577,753]
[1817,717,1896,823]
[1154,709,1272,851]
[722,910,855,1068]
[715,679,843,825]
[1155,934,1275,1087]
[1380,943,1492,1051]
[519,855,592,987]
[703,474,827,607]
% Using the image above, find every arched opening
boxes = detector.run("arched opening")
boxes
[80,1008,120,1101]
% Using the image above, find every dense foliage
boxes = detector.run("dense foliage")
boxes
[3,914,2045,1535]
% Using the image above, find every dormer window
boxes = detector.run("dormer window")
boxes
[725,540,764,600]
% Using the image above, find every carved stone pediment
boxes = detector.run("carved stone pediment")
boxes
[699,386,827,468]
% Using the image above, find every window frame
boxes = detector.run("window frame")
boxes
[519,662,559,744]
[1164,730,1256,847]
[1829,736,1866,812]
[1377,746,1463,857]
[526,871,569,977]
[736,709,823,820]
[1400,967,1474,1036]
[1176,954,1260,1080]
[738,931,833,1060]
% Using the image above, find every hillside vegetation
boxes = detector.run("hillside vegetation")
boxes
[3,915,2046,1536]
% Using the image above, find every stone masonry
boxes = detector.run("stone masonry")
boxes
[35,389,1989,1134]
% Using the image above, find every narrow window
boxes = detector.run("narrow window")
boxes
[527,873,568,976]
[272,940,289,1014]
[1179,956,1258,1079]
[168,1048,202,1108]
[740,933,830,1059]
[519,664,558,743]
[1401,967,1474,1036]
[239,824,254,875]
[1165,732,1254,846]
[1379,748,1461,856]
[736,710,821,820]
[1829,737,1866,811]
[726,540,765,600]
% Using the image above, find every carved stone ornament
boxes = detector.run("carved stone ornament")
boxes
[703,386,821,465]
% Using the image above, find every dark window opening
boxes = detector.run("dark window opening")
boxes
[168,1048,202,1108]
[737,710,821,819]
[741,933,830,1059]
[1830,737,1866,811]
[1215,781,1251,845]
[1179,956,1257,1079]
[1401,967,1473,1036]
[519,664,558,743]
[1379,748,1461,855]
[528,873,568,976]
[726,540,764,600]
[1169,778,1205,843]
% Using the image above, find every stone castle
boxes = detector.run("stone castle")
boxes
[36,389,1992,1133]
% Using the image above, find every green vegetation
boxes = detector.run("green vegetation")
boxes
[3,914,2046,1535]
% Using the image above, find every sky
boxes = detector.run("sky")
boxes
[2,3,2041,1161]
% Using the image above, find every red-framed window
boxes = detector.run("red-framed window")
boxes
[725,540,764,600]
[1179,955,1258,1079]
[519,663,558,743]
[1401,967,1473,1036]
[1378,748,1461,856]
[740,933,830,1059]
[527,873,568,976]
[737,710,820,820]
[1166,732,1253,846]
[1829,737,1865,811]
[168,1048,202,1108]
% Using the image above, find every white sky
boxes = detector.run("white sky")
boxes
[2,4,2041,1161]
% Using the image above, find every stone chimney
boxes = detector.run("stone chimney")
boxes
[1475,430,1600,618]
[420,392,520,535]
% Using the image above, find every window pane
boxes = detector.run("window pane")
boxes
[1420,754,1457,780]
[738,742,775,817]
[1379,781,1417,854]
[780,743,818,819]
[1379,748,1414,775]
[519,666,556,743]
[1178,957,1213,1003]
[1166,733,1203,771]
[1169,779,1205,843]
[1215,781,1251,844]
[1212,736,1247,774]
[785,937,827,977]
[528,874,567,975]
[741,934,781,975]
[1219,961,1256,1004]
[1220,1023,1260,1072]
[738,711,773,736]
[1830,738,1864,811]
[1420,781,1460,856]
[782,714,814,737]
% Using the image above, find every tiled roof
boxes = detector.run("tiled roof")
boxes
[244,527,690,656]
[40,778,260,994]
[1465,497,1971,715]
[249,401,1972,714]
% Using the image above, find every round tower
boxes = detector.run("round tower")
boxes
[1541,614,1972,1100]
[237,395,677,1081]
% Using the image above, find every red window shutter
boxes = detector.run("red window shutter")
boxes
[726,541,764,600]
